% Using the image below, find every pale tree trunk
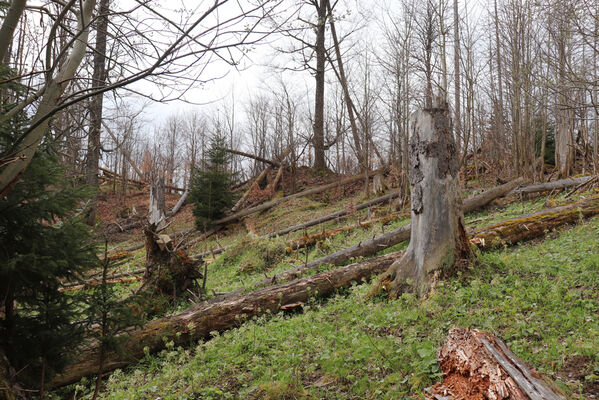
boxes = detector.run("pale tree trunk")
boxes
[453,0,461,154]
[312,0,327,171]
[0,0,27,64]
[371,105,469,298]
[85,0,110,225]
[0,0,97,197]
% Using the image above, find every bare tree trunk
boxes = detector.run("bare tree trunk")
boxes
[0,0,26,63]
[453,0,461,152]
[371,106,469,298]
[312,0,327,171]
[85,0,110,225]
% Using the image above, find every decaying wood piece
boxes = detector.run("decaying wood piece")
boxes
[428,328,566,400]
[470,195,599,250]
[372,107,470,298]
[507,175,593,197]
[50,251,403,388]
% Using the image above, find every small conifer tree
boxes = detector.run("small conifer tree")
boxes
[189,134,237,230]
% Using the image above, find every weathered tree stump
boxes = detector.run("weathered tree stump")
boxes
[428,328,566,400]
[371,106,470,298]
[143,178,201,298]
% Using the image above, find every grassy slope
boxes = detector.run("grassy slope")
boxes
[61,192,599,399]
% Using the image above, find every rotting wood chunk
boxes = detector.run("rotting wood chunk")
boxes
[427,328,566,400]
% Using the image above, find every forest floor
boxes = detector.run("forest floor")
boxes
[54,171,599,400]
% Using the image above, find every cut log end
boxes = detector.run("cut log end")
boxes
[428,328,566,400]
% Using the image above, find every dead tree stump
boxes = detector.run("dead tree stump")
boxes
[143,178,201,298]
[428,328,566,400]
[371,106,470,298]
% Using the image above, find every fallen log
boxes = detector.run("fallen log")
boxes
[268,191,401,238]
[470,195,599,250]
[231,147,292,213]
[428,328,566,400]
[507,175,593,197]
[214,168,384,226]
[51,251,403,388]
[463,177,526,214]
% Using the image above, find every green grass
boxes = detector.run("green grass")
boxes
[60,210,599,399]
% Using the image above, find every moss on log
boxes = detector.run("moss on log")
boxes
[470,195,599,249]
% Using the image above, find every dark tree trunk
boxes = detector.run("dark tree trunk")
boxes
[372,106,469,298]
[85,0,110,225]
[312,0,327,170]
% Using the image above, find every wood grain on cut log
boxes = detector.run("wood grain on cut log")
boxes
[428,328,566,400]
[50,251,403,388]
[372,107,470,298]
[470,195,599,250]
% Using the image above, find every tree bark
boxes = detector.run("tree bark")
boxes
[85,0,110,225]
[50,251,402,388]
[371,106,469,298]
[428,328,566,400]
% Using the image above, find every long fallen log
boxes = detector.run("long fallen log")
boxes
[51,251,403,388]
[463,177,526,214]
[428,328,566,400]
[470,195,599,250]
[214,168,384,226]
[507,175,593,197]
[268,191,401,238]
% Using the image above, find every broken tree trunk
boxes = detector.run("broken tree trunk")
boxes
[168,188,189,216]
[371,107,470,298]
[143,179,201,297]
[230,147,292,213]
[50,251,403,388]
[428,328,566,400]
[470,194,599,250]
[507,175,593,197]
